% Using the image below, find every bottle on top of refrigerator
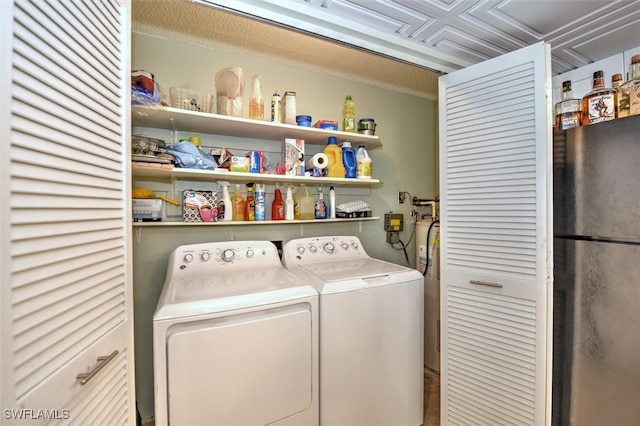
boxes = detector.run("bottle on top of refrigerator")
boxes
[255,183,266,221]
[231,184,245,221]
[217,181,232,221]
[271,89,282,123]
[329,185,336,219]
[249,75,264,120]
[341,141,357,178]
[244,183,255,221]
[356,145,372,179]
[285,185,294,220]
[581,70,617,125]
[271,183,284,220]
[314,185,327,219]
[619,54,640,117]
[342,95,356,132]
[554,80,581,131]
[323,136,346,178]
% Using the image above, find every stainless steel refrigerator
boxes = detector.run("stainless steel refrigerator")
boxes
[553,115,640,425]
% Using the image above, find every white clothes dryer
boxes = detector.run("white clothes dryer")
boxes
[153,241,318,426]
[282,236,424,426]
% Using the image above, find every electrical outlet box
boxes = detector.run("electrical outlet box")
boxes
[386,231,400,243]
[398,192,405,204]
[384,213,404,232]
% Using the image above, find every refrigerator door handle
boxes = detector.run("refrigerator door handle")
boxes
[469,279,503,288]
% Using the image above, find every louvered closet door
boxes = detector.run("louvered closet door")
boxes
[439,42,553,426]
[1,1,133,424]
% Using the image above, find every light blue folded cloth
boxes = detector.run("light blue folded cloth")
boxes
[166,141,217,170]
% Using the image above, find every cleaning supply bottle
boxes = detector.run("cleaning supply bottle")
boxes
[298,184,315,220]
[231,184,245,221]
[356,145,372,179]
[271,183,284,220]
[255,183,266,221]
[293,185,302,220]
[329,185,336,219]
[271,89,282,123]
[322,136,346,178]
[285,185,294,221]
[342,95,356,132]
[249,74,264,120]
[342,141,357,178]
[244,183,255,221]
[314,185,327,219]
[218,181,232,221]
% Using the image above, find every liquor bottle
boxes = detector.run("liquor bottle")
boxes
[554,80,581,131]
[619,54,640,118]
[581,71,618,125]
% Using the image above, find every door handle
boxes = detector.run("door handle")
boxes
[76,350,119,385]
[469,279,503,288]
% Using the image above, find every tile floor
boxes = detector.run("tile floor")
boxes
[423,367,441,426]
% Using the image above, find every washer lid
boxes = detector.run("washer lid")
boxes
[154,267,316,320]
[298,257,409,282]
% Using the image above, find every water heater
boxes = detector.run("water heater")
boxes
[416,219,440,373]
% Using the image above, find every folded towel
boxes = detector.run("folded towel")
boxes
[166,141,217,170]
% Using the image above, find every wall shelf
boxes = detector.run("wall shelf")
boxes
[132,217,379,227]
[132,105,383,149]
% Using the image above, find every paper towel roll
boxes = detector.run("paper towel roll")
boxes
[306,153,328,170]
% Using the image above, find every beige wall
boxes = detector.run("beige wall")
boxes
[131,32,438,417]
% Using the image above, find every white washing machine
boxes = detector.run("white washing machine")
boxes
[282,236,423,426]
[153,241,319,426]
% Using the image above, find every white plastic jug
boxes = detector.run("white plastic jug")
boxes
[215,67,245,117]
[356,145,372,179]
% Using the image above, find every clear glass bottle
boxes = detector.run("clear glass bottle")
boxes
[581,70,618,125]
[554,80,581,131]
[619,54,640,118]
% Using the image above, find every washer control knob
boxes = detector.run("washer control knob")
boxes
[183,253,194,263]
[297,246,305,255]
[309,245,317,253]
[323,243,335,254]
[351,242,359,250]
[341,242,349,251]
[246,249,254,258]
[221,249,235,262]
[200,252,211,262]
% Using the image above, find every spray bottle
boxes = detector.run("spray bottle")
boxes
[285,185,294,221]
[271,183,284,220]
[218,181,232,221]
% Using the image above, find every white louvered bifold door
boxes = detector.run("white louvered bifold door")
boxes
[438,42,553,426]
[0,1,133,424]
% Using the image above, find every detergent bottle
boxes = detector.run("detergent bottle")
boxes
[297,184,315,220]
[322,136,346,178]
[231,184,245,221]
[356,145,372,179]
[244,183,255,221]
[217,181,232,221]
[271,183,284,220]
[341,141,357,178]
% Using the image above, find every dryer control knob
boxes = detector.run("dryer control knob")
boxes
[183,253,194,263]
[200,252,211,262]
[309,245,317,253]
[323,243,335,254]
[246,249,254,258]
[340,243,349,251]
[351,242,359,250]
[296,246,305,255]
[221,249,235,262]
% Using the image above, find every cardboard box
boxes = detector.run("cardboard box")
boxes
[183,190,218,222]
[282,138,305,176]
[230,156,250,173]
[283,91,297,124]
[132,199,163,221]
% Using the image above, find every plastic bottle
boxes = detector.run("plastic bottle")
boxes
[244,183,255,221]
[293,185,302,220]
[231,184,245,221]
[356,145,372,179]
[322,136,346,178]
[285,185,294,221]
[218,181,232,221]
[255,183,266,221]
[271,89,282,123]
[249,75,264,120]
[315,185,327,219]
[298,184,315,220]
[329,185,336,219]
[342,95,356,132]
[342,141,357,178]
[271,183,284,220]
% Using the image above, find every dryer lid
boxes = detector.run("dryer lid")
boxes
[298,257,409,282]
